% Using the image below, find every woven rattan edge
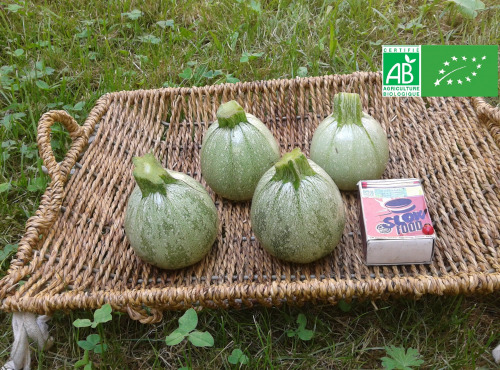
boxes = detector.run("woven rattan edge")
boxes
[472,97,500,144]
[0,94,111,300]
[1,73,499,322]
[2,272,500,323]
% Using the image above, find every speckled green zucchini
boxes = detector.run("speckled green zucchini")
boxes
[310,92,389,191]
[124,154,218,270]
[200,100,280,201]
[250,148,345,264]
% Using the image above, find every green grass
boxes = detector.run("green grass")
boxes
[0,0,499,368]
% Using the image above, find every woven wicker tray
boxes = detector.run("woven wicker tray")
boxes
[1,72,499,323]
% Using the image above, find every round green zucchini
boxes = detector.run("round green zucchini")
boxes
[201,100,280,201]
[124,153,218,270]
[250,148,346,264]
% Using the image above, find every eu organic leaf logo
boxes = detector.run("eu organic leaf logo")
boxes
[433,54,487,87]
[405,54,416,63]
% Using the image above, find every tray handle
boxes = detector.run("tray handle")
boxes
[37,110,88,184]
[472,97,500,144]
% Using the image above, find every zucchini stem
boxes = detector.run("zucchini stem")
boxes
[333,92,363,127]
[272,148,316,189]
[216,100,248,128]
[132,153,174,197]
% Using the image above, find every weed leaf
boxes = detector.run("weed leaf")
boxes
[73,319,92,328]
[92,304,112,327]
[122,9,143,20]
[225,74,240,83]
[338,299,352,312]
[165,329,186,346]
[249,0,262,13]
[74,358,89,368]
[6,4,23,12]
[35,80,50,90]
[228,348,249,365]
[298,329,314,341]
[77,340,96,351]
[0,244,17,260]
[138,34,161,45]
[93,343,108,354]
[157,20,174,29]
[240,52,264,63]
[448,0,485,19]
[381,345,424,370]
[188,331,214,347]
[296,314,307,329]
[179,67,193,80]
[178,308,198,333]
[297,66,308,77]
[0,183,11,194]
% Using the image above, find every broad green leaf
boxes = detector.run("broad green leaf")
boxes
[286,330,296,338]
[178,308,198,333]
[27,177,47,192]
[138,34,161,45]
[202,70,214,79]
[187,331,214,347]
[165,329,186,346]
[228,348,249,365]
[135,54,149,63]
[249,0,262,13]
[35,40,50,48]
[92,303,112,326]
[74,358,89,368]
[35,80,50,90]
[296,314,307,329]
[0,244,18,260]
[449,0,485,19]
[76,29,90,39]
[73,101,85,111]
[297,329,314,341]
[178,67,193,80]
[86,334,101,346]
[1,243,17,255]
[6,4,23,12]
[77,340,96,351]
[84,363,92,370]
[225,74,240,83]
[179,27,195,39]
[13,49,24,57]
[122,9,143,20]
[73,319,92,328]
[156,20,174,29]
[93,343,108,354]
[297,66,308,77]
[240,52,264,63]
[0,183,11,193]
[338,299,352,312]
[381,346,424,370]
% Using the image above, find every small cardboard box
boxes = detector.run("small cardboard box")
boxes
[358,178,436,265]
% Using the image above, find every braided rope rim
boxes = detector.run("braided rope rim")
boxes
[0,72,498,323]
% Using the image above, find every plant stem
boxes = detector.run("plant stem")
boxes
[132,153,175,197]
[333,92,363,127]
[216,100,248,128]
[272,148,316,189]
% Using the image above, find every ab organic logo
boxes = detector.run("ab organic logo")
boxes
[383,46,421,97]
[382,45,498,97]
